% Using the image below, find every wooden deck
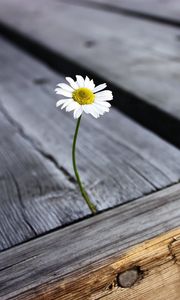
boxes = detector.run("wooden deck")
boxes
[0,1,180,299]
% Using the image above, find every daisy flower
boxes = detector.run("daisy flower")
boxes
[55,76,113,214]
[55,75,113,119]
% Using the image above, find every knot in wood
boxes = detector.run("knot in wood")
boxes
[117,267,140,288]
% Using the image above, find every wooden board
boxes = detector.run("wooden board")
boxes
[74,0,180,26]
[1,36,180,251]
[0,183,180,299]
[1,0,180,145]
[0,95,86,251]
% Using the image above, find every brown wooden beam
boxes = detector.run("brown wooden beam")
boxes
[0,184,180,299]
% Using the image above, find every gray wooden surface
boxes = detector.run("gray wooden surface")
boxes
[77,0,180,25]
[0,183,180,299]
[0,99,87,251]
[0,0,180,146]
[0,1,180,298]
[1,36,180,250]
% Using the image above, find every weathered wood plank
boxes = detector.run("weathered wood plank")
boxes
[1,37,180,198]
[1,36,180,251]
[78,0,180,25]
[0,0,180,145]
[0,101,87,251]
[0,184,180,299]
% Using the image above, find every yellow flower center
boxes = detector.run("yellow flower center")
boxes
[72,87,95,105]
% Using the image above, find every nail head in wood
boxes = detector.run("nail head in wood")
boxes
[117,267,140,288]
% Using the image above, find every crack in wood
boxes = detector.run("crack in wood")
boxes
[8,171,37,236]
[168,236,180,265]
[0,102,75,185]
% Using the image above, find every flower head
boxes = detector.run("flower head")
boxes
[55,75,113,119]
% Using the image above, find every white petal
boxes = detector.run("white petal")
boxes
[83,105,98,118]
[57,83,74,92]
[56,99,70,107]
[61,99,73,110]
[94,101,110,110]
[93,103,109,114]
[91,103,103,115]
[55,88,72,98]
[66,101,80,112]
[84,76,91,88]
[95,91,113,101]
[90,107,99,118]
[76,75,85,87]
[92,103,104,114]
[96,96,113,101]
[82,105,90,114]
[74,106,83,119]
[66,77,79,89]
[95,90,112,97]
[88,79,95,90]
[93,83,107,93]
[95,100,111,108]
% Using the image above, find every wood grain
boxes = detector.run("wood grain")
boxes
[0,2,180,298]
[0,35,180,250]
[97,233,180,300]
[0,184,180,299]
[0,40,180,204]
[1,0,180,145]
[0,100,87,251]
[1,36,180,251]
[77,0,180,26]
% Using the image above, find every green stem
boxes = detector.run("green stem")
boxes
[72,115,97,214]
